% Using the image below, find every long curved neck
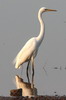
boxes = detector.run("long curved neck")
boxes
[36,10,45,46]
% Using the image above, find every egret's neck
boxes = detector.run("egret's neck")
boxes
[36,11,45,46]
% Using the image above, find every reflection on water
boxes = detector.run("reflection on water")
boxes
[39,66,66,96]
[15,75,38,97]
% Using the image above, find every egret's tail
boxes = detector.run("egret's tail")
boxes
[15,63,22,69]
[13,57,16,66]
[13,57,21,69]
[13,60,19,69]
[13,59,18,69]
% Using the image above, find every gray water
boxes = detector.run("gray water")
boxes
[0,0,66,96]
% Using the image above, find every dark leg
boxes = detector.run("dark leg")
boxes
[31,56,34,89]
[26,60,30,83]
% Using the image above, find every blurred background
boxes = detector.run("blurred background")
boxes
[0,0,66,96]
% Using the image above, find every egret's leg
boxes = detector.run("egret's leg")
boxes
[31,56,34,89]
[26,61,30,83]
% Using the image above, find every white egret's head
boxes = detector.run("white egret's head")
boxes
[39,7,57,13]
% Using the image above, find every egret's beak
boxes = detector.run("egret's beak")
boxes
[45,9,57,12]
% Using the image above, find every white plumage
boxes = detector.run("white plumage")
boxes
[13,7,56,86]
[14,37,38,69]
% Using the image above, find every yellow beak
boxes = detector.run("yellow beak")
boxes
[46,9,57,12]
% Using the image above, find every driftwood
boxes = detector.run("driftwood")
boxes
[10,89,22,96]
[9,76,66,99]
[15,75,37,97]
[9,89,66,100]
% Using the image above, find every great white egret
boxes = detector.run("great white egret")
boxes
[13,7,56,87]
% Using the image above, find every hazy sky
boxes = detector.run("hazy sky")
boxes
[0,0,66,96]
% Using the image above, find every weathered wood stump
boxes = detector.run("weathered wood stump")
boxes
[10,88,22,96]
[15,75,37,97]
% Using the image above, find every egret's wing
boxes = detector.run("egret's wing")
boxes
[13,38,37,68]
